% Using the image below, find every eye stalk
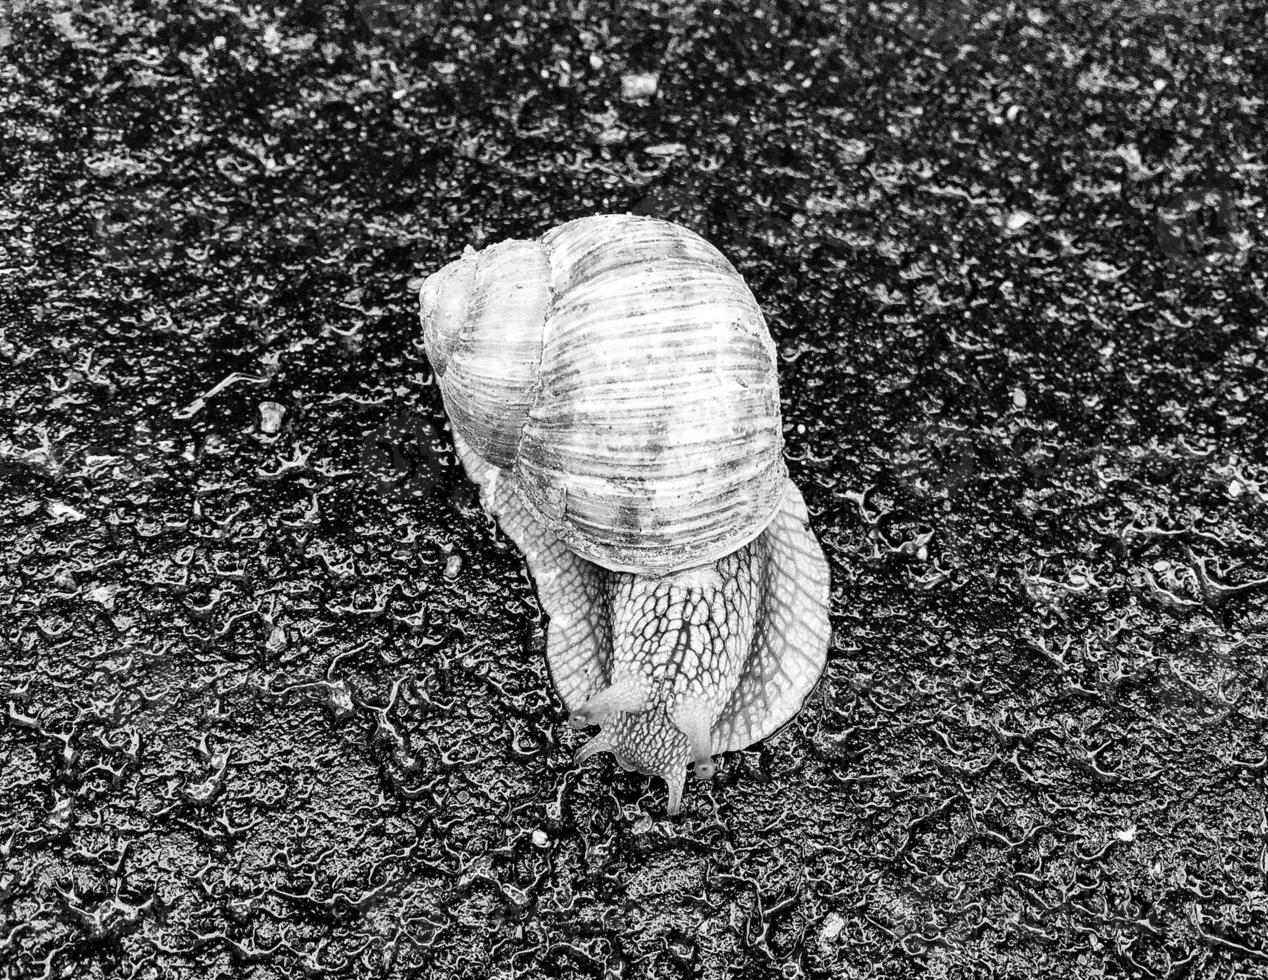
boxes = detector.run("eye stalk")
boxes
[568,677,646,731]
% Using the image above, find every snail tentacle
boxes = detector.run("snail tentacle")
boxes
[671,697,717,780]
[569,676,646,729]
[664,766,687,817]
[575,737,613,764]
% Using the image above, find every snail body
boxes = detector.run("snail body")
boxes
[420,214,831,814]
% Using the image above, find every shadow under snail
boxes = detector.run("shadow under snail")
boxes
[419,214,831,814]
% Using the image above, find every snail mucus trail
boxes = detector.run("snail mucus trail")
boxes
[419,214,831,815]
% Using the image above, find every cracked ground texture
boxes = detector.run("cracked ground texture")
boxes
[1,1,1266,978]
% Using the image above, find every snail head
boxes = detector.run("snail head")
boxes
[569,548,762,815]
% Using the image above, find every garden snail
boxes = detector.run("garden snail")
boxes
[419,214,831,814]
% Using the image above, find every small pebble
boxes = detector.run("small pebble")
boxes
[326,681,354,722]
[444,554,463,580]
[258,401,286,435]
[203,433,229,455]
[621,71,658,100]
[840,138,871,163]
[1011,388,1027,409]
[531,829,549,848]
[266,625,287,651]
[47,500,87,521]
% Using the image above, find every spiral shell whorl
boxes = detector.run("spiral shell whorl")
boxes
[420,239,551,470]
[418,245,474,376]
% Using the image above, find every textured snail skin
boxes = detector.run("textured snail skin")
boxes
[421,215,832,815]
[451,432,830,815]
[571,548,760,813]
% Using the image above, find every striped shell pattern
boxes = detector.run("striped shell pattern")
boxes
[419,214,788,574]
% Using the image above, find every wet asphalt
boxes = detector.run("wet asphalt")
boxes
[1,1,1266,977]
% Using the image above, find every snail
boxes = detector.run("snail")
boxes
[419,214,831,814]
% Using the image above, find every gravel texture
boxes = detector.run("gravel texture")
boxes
[1,1,1266,977]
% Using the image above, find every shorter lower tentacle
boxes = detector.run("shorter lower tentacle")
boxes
[664,766,687,816]
[569,675,646,730]
[673,697,717,781]
[575,738,613,764]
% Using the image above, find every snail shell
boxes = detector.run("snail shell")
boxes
[420,214,831,814]
[421,215,787,574]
